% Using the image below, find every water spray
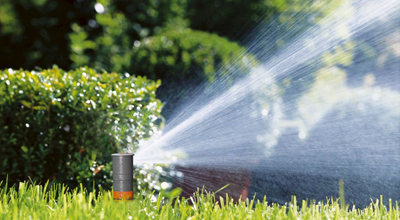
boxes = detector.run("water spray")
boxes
[112,153,134,201]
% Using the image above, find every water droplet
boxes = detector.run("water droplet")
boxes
[94,3,105,14]
[161,182,169,190]
[25,123,29,128]
[298,131,306,139]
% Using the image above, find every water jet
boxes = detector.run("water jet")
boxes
[134,0,400,207]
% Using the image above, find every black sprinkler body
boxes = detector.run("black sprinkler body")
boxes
[112,153,134,200]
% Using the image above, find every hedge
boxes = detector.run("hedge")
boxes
[0,67,163,191]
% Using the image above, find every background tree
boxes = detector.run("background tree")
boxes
[0,0,95,69]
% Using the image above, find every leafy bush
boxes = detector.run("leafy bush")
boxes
[129,28,257,117]
[112,0,188,38]
[0,67,163,191]
[69,0,188,73]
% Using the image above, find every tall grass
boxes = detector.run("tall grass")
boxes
[0,181,399,219]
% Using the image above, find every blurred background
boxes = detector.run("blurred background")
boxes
[1,0,400,207]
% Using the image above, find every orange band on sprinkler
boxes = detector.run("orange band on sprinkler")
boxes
[113,191,134,200]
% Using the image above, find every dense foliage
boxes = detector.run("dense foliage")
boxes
[0,67,163,191]
[0,0,94,69]
[68,0,189,72]
[0,0,329,71]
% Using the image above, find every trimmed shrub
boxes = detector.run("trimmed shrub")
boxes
[0,67,163,191]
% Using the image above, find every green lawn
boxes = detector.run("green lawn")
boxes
[0,182,399,219]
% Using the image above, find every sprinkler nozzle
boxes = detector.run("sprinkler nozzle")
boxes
[112,153,134,201]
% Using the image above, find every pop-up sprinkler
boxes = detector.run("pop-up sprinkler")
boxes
[112,153,134,201]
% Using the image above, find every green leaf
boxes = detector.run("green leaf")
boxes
[21,146,28,153]
[169,187,182,199]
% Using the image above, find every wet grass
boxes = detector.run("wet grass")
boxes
[0,181,399,219]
